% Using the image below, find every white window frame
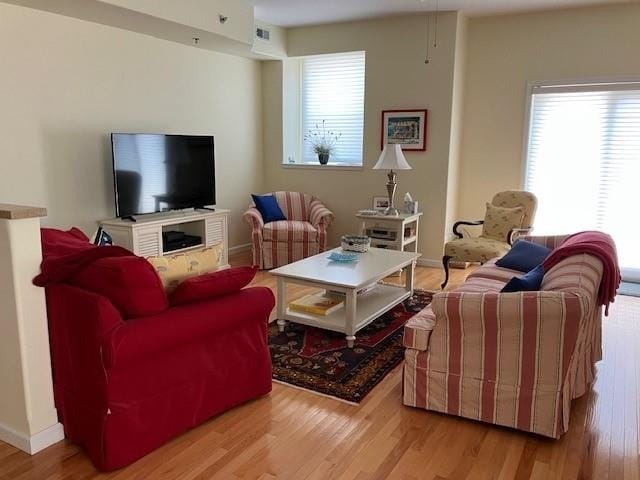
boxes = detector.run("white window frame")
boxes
[283,51,366,170]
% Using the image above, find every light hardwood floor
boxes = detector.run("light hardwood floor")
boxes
[1,250,638,479]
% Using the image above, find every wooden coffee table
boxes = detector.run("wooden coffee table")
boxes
[270,247,420,348]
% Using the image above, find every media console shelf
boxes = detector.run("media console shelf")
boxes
[100,209,229,267]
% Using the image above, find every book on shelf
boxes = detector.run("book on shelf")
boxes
[288,292,344,316]
[326,284,378,298]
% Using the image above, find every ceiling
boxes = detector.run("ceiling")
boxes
[248,0,628,27]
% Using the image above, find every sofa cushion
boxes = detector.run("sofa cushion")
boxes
[170,266,257,306]
[41,227,93,258]
[147,245,223,291]
[466,258,522,283]
[272,191,314,221]
[444,236,510,263]
[481,203,524,242]
[501,264,545,293]
[263,220,318,243]
[496,240,551,272]
[251,194,287,223]
[70,256,168,318]
[454,276,506,293]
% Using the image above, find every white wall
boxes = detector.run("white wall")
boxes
[457,3,640,221]
[262,13,464,262]
[99,0,255,44]
[0,3,264,247]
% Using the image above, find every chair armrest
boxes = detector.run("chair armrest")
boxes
[45,285,126,406]
[521,234,570,250]
[452,220,483,239]
[243,207,264,231]
[309,199,334,228]
[428,290,588,386]
[508,227,533,245]
[106,287,275,368]
[403,306,436,351]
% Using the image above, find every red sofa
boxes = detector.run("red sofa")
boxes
[36,228,275,471]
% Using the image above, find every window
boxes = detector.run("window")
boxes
[299,51,365,166]
[524,80,640,279]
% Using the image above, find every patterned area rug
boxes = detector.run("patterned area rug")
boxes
[269,290,433,403]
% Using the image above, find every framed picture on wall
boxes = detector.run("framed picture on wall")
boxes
[381,109,428,151]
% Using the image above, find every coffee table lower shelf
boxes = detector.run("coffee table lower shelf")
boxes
[278,284,412,347]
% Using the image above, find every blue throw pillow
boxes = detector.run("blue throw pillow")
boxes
[251,194,287,223]
[495,240,551,273]
[501,264,545,293]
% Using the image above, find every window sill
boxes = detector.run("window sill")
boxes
[282,163,364,171]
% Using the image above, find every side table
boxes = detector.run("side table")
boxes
[356,212,422,254]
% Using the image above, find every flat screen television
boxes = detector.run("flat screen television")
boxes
[111,133,215,218]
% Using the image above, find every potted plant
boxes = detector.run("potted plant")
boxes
[304,120,341,165]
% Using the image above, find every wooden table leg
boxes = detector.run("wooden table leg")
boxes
[277,277,287,332]
[345,289,357,348]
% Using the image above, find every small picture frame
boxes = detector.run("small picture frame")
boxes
[381,109,428,151]
[373,196,390,211]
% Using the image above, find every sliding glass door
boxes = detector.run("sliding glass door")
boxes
[524,81,640,281]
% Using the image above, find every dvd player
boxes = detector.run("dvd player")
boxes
[163,233,202,253]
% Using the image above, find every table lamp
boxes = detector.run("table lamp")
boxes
[373,144,412,216]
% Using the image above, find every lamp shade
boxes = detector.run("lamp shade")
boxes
[373,144,412,170]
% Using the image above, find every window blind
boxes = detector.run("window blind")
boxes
[301,51,365,165]
[525,82,640,275]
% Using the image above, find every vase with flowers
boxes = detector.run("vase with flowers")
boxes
[304,120,341,165]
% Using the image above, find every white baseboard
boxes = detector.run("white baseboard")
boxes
[417,258,443,269]
[228,243,251,255]
[0,421,64,454]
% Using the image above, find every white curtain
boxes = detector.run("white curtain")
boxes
[301,51,365,165]
[525,82,640,280]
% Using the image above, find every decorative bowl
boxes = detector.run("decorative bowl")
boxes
[341,235,371,253]
[327,251,359,263]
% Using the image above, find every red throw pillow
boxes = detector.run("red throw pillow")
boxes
[70,256,169,318]
[41,227,93,258]
[169,266,258,306]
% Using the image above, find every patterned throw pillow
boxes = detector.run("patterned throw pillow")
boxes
[147,244,224,291]
[481,203,525,242]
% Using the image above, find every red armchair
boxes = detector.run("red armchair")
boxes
[37,229,274,471]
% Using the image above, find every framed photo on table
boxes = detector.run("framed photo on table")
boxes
[373,196,389,212]
[381,109,428,151]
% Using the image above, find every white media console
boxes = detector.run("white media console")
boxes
[100,209,229,267]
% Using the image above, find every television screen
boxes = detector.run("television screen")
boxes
[111,133,215,217]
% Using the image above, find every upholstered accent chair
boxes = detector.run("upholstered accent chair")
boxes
[441,191,537,289]
[243,191,334,269]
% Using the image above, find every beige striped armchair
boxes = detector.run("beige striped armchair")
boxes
[404,235,603,438]
[243,191,334,270]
